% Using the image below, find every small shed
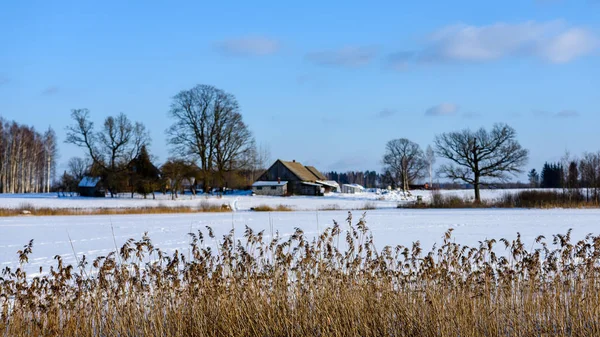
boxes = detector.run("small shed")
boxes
[252,181,288,196]
[300,182,324,196]
[318,180,340,193]
[78,176,105,197]
[341,184,365,194]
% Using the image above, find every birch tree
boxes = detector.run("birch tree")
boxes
[425,145,435,188]
[0,118,57,193]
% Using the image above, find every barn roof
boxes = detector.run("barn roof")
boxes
[279,160,320,182]
[305,166,327,180]
[78,176,101,188]
[323,180,340,188]
[316,180,338,188]
[342,183,365,190]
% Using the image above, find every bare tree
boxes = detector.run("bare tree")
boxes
[166,84,254,192]
[161,159,198,199]
[425,145,436,188]
[245,142,271,181]
[0,118,58,193]
[43,127,58,193]
[382,138,426,194]
[580,152,600,203]
[65,109,150,197]
[435,123,529,203]
[67,157,90,183]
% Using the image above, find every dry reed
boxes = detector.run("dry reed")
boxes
[2,212,600,336]
[251,204,293,212]
[402,189,600,209]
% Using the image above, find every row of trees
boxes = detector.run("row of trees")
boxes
[528,152,600,203]
[0,85,553,206]
[0,118,57,193]
[382,123,529,203]
[62,84,266,198]
[323,171,379,188]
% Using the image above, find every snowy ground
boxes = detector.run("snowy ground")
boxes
[2,207,599,277]
[0,189,515,212]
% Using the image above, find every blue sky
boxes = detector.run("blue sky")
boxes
[1,1,599,179]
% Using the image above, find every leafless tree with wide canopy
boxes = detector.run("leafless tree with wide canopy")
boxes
[434,123,528,203]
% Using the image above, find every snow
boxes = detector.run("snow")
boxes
[78,176,100,188]
[3,189,591,277]
[0,189,533,211]
[2,207,600,277]
[316,180,339,188]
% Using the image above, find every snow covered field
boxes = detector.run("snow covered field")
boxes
[0,189,516,212]
[2,207,600,277]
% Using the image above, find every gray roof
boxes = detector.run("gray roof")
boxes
[316,180,338,188]
[78,176,101,188]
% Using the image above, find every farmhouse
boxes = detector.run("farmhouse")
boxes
[256,159,329,196]
[252,180,288,196]
[78,176,105,197]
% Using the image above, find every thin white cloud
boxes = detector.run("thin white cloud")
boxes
[462,111,482,119]
[41,86,59,95]
[555,110,579,118]
[388,21,597,68]
[540,28,597,63]
[533,109,579,118]
[375,109,396,119]
[215,36,281,56]
[306,47,377,68]
[387,52,415,70]
[425,103,459,116]
[328,156,366,171]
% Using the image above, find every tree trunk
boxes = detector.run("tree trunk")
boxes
[474,174,481,204]
[47,153,51,193]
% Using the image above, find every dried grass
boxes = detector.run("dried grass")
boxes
[402,189,600,209]
[3,212,599,336]
[251,204,293,212]
[358,201,377,210]
[318,204,341,211]
[0,201,230,217]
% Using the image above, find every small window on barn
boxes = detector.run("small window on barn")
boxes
[271,186,277,190]
[257,186,263,190]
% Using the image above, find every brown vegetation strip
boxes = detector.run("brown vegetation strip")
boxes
[0,202,231,217]
[2,212,600,336]
[401,189,600,209]
[251,204,293,212]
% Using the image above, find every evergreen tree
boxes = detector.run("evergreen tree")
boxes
[541,162,563,188]
[131,146,161,199]
[567,161,579,189]
[528,168,540,187]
